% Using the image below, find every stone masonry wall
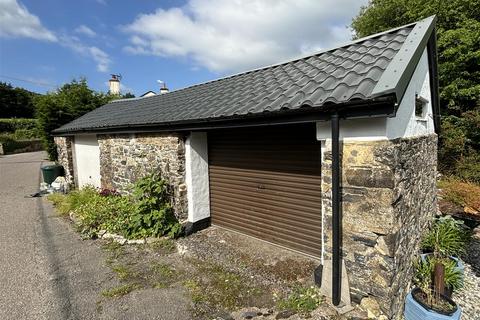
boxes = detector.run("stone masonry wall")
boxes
[321,134,437,319]
[97,133,187,219]
[54,136,75,186]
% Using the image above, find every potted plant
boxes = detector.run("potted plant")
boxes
[404,257,462,320]
[421,216,469,277]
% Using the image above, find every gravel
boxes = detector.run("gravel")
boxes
[454,237,480,320]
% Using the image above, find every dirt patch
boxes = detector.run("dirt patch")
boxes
[95,227,366,319]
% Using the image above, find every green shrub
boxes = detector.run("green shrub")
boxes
[34,79,112,160]
[126,174,182,238]
[0,134,42,153]
[48,175,182,239]
[421,216,470,258]
[0,118,38,132]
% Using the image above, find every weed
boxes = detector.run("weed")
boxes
[111,264,137,281]
[150,262,175,278]
[183,279,206,303]
[184,259,271,313]
[101,283,141,298]
[277,286,323,315]
[149,238,176,254]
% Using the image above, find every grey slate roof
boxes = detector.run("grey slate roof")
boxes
[55,16,437,134]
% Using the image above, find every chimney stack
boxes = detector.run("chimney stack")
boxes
[158,80,169,94]
[109,74,121,95]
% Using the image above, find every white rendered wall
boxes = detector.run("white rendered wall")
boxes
[316,48,434,141]
[185,132,211,223]
[73,134,101,188]
[386,49,434,139]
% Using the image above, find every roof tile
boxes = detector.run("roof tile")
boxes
[55,23,416,133]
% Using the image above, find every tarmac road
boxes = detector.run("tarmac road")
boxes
[0,151,191,320]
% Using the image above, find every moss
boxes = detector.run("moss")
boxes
[148,238,176,254]
[183,259,272,316]
[101,283,141,298]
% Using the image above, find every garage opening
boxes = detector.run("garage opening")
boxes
[208,123,322,257]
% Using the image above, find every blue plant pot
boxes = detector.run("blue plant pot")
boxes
[404,289,462,320]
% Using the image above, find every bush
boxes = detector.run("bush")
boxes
[421,215,470,258]
[0,118,39,132]
[439,112,480,184]
[49,175,182,239]
[439,178,480,213]
[34,79,112,160]
[0,134,42,154]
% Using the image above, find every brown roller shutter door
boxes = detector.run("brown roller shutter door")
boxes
[208,124,322,257]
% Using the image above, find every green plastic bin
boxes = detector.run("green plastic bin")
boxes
[41,165,64,185]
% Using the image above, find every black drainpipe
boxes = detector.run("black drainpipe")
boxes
[331,112,342,306]
[314,112,342,305]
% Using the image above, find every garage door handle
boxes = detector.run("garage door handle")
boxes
[257,185,265,190]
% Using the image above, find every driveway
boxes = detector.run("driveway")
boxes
[0,151,191,320]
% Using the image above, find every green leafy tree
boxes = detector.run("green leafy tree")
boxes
[0,82,37,118]
[352,0,480,182]
[35,79,112,160]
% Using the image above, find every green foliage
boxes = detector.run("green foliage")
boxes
[128,174,182,239]
[0,82,37,118]
[421,216,470,258]
[34,78,113,160]
[277,286,323,315]
[351,0,480,182]
[0,118,38,132]
[0,134,42,153]
[48,175,182,239]
[413,256,463,303]
[101,283,141,298]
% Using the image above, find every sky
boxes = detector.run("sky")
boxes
[0,0,368,96]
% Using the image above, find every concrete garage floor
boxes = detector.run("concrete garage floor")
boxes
[0,151,367,320]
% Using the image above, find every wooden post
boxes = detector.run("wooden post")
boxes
[434,262,445,301]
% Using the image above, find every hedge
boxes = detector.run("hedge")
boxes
[0,118,39,132]
[0,135,43,154]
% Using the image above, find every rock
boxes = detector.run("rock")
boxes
[216,312,234,320]
[374,236,395,257]
[262,309,273,317]
[126,239,144,245]
[242,311,258,319]
[360,297,381,318]
[275,310,296,319]
[103,232,127,245]
[176,244,188,255]
[472,226,480,240]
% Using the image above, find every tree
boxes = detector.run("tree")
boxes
[122,92,135,99]
[35,79,112,160]
[352,0,480,183]
[0,82,37,118]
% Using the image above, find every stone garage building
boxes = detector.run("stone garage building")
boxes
[54,17,439,318]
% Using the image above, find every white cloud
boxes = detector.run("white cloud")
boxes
[122,0,367,73]
[60,35,111,72]
[75,25,97,37]
[0,0,57,41]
